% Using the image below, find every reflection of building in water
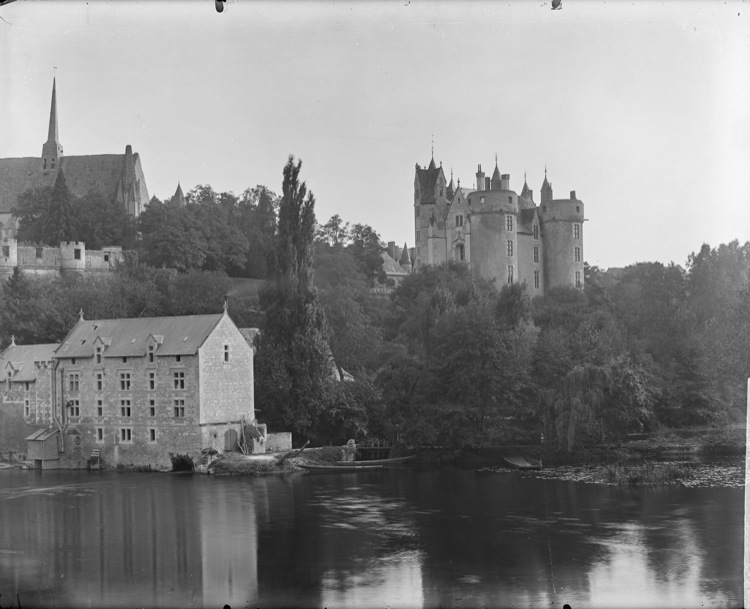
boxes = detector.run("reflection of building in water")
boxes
[0,476,262,608]
[200,481,258,606]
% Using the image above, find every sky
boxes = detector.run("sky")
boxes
[1,0,749,270]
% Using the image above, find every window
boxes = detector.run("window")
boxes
[456,243,465,261]
[576,206,580,212]
[95,347,102,364]
[534,246,539,263]
[173,371,185,390]
[96,373,103,392]
[74,248,81,260]
[24,400,30,418]
[119,372,131,391]
[1,246,8,258]
[122,357,127,364]
[51,160,55,170]
[455,215,463,227]
[480,196,485,204]
[506,215,513,232]
[507,265,514,284]
[69,373,80,392]
[43,158,47,170]
[104,254,110,263]
[68,400,80,418]
[508,196,512,205]
[174,399,185,418]
[148,345,155,363]
[439,187,443,197]
[507,241,513,257]
[149,399,156,417]
[71,358,76,365]
[534,270,540,290]
[574,247,581,262]
[576,271,582,288]
[6,371,11,388]
[149,372,155,390]
[120,399,131,417]
[224,345,230,363]
[176,355,181,363]
[96,399,103,417]
[24,382,30,391]
[148,429,157,444]
[96,428,104,443]
[120,428,132,444]
[533,225,539,240]
[36,248,43,259]
[574,223,581,239]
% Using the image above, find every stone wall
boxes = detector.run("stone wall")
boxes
[265,432,292,453]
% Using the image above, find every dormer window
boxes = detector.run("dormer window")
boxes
[96,347,102,365]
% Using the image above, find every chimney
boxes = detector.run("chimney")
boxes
[485,177,491,191]
[570,190,576,200]
[387,241,396,260]
[501,174,510,190]
[476,165,485,190]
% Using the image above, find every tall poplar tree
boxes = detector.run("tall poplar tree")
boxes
[256,156,331,440]
[43,170,79,244]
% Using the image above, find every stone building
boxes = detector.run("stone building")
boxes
[0,239,125,279]
[413,155,585,294]
[21,310,257,469]
[0,339,58,424]
[0,78,149,238]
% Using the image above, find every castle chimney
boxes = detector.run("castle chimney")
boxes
[485,177,491,191]
[476,165,485,191]
[387,241,396,260]
[501,174,510,190]
[570,190,576,200]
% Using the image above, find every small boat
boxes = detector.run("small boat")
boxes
[503,456,543,470]
[299,463,384,472]
[334,455,416,467]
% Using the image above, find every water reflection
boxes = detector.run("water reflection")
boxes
[0,465,743,608]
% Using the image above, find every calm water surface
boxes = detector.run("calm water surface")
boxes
[0,466,743,608]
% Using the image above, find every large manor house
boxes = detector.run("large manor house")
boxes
[408,155,585,293]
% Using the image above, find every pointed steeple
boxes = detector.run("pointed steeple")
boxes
[541,166,553,203]
[42,78,64,170]
[171,182,186,207]
[399,242,412,272]
[428,156,436,171]
[447,169,455,200]
[491,156,502,190]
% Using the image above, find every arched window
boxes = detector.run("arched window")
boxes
[456,243,465,261]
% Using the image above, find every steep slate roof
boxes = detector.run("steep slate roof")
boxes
[0,153,149,215]
[517,208,538,234]
[0,343,59,382]
[56,314,225,359]
[415,163,441,204]
[381,252,409,276]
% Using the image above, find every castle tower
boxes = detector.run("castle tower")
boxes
[170,182,187,207]
[490,159,502,191]
[60,241,86,273]
[41,78,64,173]
[539,178,585,290]
[414,154,450,270]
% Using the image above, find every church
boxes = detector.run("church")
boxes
[0,79,150,238]
[412,155,586,295]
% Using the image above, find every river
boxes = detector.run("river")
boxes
[0,465,743,608]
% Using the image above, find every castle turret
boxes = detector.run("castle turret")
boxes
[170,182,186,207]
[447,171,455,201]
[41,78,63,173]
[538,179,585,290]
[490,160,502,191]
[540,167,553,203]
[399,242,412,273]
[60,241,86,273]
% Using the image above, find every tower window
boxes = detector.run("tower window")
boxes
[36,248,43,259]
[455,215,463,227]
[574,224,581,239]
[96,428,104,443]
[507,265,514,284]
[74,248,81,260]
[96,399,103,417]
[148,345,155,363]
[43,158,47,170]
[120,428,132,444]
[149,429,157,444]
[534,246,539,263]
[506,216,513,231]
[508,196,512,205]
[96,347,102,364]
[533,225,539,240]
[96,373,103,391]
[574,247,581,262]
[575,271,582,288]
[456,244,465,261]
[534,270,540,289]
[51,160,55,169]
[507,241,513,257]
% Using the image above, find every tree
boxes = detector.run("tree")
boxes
[43,170,79,244]
[255,156,332,441]
[316,214,351,247]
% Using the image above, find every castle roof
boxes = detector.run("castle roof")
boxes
[517,208,538,234]
[415,162,442,204]
[0,342,59,382]
[55,314,225,359]
[0,151,149,215]
[399,242,411,266]
[170,182,186,207]
[381,252,409,277]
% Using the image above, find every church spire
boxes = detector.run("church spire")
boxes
[42,77,63,170]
